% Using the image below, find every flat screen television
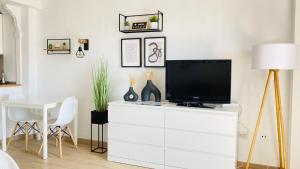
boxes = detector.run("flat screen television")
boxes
[166,60,231,105]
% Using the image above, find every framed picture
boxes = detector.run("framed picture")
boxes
[47,38,71,54]
[121,38,142,67]
[144,37,166,67]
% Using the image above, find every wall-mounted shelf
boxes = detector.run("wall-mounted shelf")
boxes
[119,11,163,34]
[120,29,162,34]
[46,38,71,54]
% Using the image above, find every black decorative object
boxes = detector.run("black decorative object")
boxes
[76,46,85,58]
[76,39,89,58]
[141,80,161,102]
[119,10,163,33]
[91,110,108,154]
[124,87,138,101]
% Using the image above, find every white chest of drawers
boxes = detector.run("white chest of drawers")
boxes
[108,101,238,169]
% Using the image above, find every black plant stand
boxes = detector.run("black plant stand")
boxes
[91,123,107,154]
[91,110,108,154]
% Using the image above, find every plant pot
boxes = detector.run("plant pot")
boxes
[124,26,130,30]
[91,110,108,124]
[150,22,158,29]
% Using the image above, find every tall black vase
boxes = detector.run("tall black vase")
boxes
[141,80,161,102]
[123,87,138,102]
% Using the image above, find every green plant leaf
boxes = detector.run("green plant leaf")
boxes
[149,15,158,22]
[92,58,109,112]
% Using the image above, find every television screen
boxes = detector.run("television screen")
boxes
[166,60,231,104]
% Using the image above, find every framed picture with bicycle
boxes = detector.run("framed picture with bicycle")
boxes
[144,37,166,67]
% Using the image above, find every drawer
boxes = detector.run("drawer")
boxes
[108,105,164,127]
[165,129,236,156]
[108,123,164,146]
[165,109,237,135]
[165,148,235,169]
[165,166,186,169]
[108,156,165,169]
[108,140,164,165]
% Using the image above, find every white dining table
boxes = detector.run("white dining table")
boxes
[0,97,78,160]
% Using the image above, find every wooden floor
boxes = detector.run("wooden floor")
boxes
[7,138,145,169]
[6,138,278,169]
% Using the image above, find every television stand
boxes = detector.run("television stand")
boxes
[108,101,238,169]
[176,102,215,109]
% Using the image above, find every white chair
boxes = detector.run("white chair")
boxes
[38,96,78,158]
[0,150,20,169]
[7,94,42,151]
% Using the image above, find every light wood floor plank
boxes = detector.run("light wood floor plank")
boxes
[7,138,146,169]
[6,138,279,169]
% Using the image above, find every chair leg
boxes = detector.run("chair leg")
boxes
[7,123,19,149]
[34,122,41,137]
[55,138,58,147]
[38,129,50,155]
[66,126,78,149]
[38,143,43,155]
[55,127,58,147]
[58,127,62,158]
[25,122,29,152]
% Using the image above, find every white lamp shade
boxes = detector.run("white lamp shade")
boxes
[252,43,299,70]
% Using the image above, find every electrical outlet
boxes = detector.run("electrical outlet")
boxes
[260,135,267,139]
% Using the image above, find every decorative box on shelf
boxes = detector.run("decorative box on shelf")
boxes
[119,10,163,33]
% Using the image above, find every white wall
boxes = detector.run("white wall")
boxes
[2,13,16,82]
[36,0,293,166]
[289,0,300,168]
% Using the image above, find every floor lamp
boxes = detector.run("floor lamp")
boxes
[245,43,298,169]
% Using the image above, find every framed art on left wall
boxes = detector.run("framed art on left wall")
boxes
[121,38,142,67]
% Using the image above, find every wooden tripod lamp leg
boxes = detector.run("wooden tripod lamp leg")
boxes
[245,70,273,169]
[274,71,284,169]
[274,70,288,169]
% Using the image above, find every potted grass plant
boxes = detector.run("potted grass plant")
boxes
[124,21,130,30]
[149,15,159,29]
[91,59,109,124]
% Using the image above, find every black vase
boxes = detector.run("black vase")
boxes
[91,110,108,124]
[123,87,138,102]
[141,80,161,102]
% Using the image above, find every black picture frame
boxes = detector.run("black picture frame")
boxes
[47,38,71,55]
[144,37,166,67]
[121,38,142,67]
